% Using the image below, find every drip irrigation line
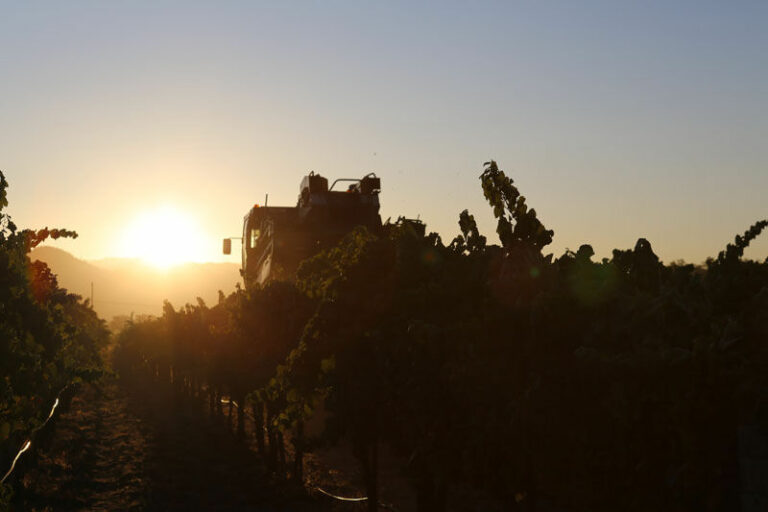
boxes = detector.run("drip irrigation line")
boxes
[0,440,31,484]
[181,386,401,510]
[220,397,239,408]
[1,387,66,485]
[315,486,368,501]
[315,487,398,510]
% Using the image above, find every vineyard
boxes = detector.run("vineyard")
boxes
[0,171,108,508]
[3,162,768,511]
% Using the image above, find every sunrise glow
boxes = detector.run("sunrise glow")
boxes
[119,206,209,268]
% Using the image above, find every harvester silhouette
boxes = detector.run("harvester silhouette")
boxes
[224,173,383,288]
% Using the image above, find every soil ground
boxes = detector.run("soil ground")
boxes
[11,374,516,512]
[14,377,324,511]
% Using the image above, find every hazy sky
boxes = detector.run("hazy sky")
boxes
[2,1,766,265]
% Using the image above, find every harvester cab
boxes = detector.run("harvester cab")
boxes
[224,172,382,288]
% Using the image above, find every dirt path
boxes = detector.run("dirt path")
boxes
[16,378,323,511]
[126,378,321,511]
[17,381,147,511]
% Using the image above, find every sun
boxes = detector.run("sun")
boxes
[119,206,208,268]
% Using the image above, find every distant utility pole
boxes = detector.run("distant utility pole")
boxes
[91,281,94,309]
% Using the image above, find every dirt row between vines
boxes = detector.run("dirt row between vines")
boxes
[15,377,324,511]
[15,374,514,512]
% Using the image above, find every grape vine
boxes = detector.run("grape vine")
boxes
[0,172,109,507]
[113,161,768,511]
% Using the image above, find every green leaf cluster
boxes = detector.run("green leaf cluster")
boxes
[0,172,107,503]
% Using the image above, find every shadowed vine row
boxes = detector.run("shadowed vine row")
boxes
[0,171,109,508]
[112,161,768,512]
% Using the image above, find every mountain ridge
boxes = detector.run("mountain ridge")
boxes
[30,246,240,321]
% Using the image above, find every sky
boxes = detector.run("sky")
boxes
[1,0,766,265]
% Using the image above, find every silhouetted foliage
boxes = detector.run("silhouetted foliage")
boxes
[0,172,108,507]
[112,162,768,512]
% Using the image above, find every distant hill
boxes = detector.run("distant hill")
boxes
[30,246,240,321]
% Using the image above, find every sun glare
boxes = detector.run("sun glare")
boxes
[119,206,209,268]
